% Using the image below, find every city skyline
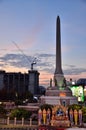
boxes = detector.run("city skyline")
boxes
[0,0,86,87]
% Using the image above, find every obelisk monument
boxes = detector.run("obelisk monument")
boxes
[40,16,78,106]
[54,16,64,87]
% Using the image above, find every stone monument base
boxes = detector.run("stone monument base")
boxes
[40,96,78,106]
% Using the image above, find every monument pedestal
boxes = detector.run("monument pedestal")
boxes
[40,95,78,106]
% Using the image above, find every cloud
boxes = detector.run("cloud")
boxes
[37,53,55,57]
[0,53,86,77]
[0,63,4,67]
[64,64,76,68]
[0,53,32,69]
[64,68,86,75]
[0,52,86,87]
[0,52,55,74]
[63,64,86,75]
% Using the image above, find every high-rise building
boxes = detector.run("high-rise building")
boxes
[0,70,5,90]
[0,69,40,99]
[28,70,40,95]
[0,71,29,96]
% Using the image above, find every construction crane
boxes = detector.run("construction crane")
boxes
[12,41,37,70]
[31,58,37,70]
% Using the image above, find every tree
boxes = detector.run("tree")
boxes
[10,108,32,119]
[40,104,53,111]
[68,104,82,111]
[25,91,33,101]
[0,105,7,118]
[15,100,23,106]
[82,106,86,123]
[16,91,33,102]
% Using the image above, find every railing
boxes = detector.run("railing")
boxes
[0,118,38,126]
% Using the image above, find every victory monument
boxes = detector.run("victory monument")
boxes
[40,16,78,106]
[54,16,64,88]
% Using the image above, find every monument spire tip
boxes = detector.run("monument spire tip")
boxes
[57,16,60,19]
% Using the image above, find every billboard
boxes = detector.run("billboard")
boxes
[70,85,84,102]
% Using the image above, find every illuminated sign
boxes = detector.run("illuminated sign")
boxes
[59,93,66,97]
[70,85,84,102]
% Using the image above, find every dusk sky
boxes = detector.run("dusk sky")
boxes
[0,0,86,87]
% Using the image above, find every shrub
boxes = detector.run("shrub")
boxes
[82,106,86,123]
[10,108,32,120]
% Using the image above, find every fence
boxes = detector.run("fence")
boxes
[0,118,38,126]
